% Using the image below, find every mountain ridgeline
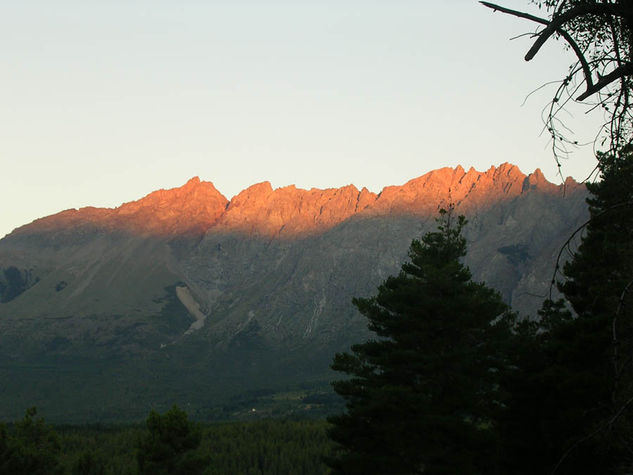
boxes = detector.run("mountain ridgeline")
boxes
[0,164,588,422]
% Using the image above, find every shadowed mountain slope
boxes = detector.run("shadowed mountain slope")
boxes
[0,164,587,422]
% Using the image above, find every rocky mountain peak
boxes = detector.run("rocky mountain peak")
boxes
[6,164,580,240]
[0,160,590,424]
[11,178,229,238]
[113,178,229,235]
[226,182,274,210]
[368,162,549,215]
[218,182,366,237]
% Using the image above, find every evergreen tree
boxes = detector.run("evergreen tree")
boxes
[0,407,63,475]
[137,405,207,475]
[500,147,633,474]
[70,449,107,475]
[327,210,514,474]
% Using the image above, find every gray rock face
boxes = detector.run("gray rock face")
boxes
[0,164,588,422]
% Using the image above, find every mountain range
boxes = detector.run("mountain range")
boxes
[0,163,588,422]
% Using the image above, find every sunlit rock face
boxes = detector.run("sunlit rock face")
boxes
[0,164,588,422]
[369,164,564,215]
[216,182,376,237]
[10,177,229,238]
[113,177,229,236]
[6,162,581,240]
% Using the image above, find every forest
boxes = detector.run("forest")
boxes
[1,407,333,474]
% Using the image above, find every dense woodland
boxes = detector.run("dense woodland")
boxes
[0,407,333,474]
[324,147,633,474]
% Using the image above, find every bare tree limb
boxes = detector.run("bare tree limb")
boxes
[524,3,632,62]
[577,62,633,100]
[480,2,595,100]
[549,200,633,300]
[481,1,551,25]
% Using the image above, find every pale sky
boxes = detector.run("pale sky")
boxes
[1,1,604,238]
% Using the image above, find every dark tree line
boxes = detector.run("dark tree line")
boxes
[502,146,633,474]
[1,407,333,474]
[326,3,633,471]
[327,210,514,474]
[328,146,633,473]
[0,407,63,474]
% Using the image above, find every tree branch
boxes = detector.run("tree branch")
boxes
[549,200,633,300]
[524,3,632,62]
[577,62,633,101]
[480,2,594,99]
[480,2,550,25]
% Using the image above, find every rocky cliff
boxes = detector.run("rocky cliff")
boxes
[8,163,580,239]
[0,164,588,422]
